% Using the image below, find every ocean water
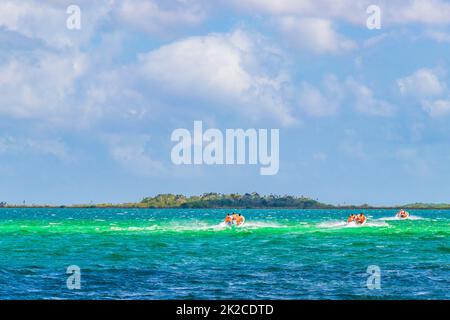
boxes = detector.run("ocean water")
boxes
[0,208,448,300]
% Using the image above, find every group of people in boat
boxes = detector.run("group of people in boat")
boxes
[347,212,367,224]
[347,209,410,224]
[224,212,245,226]
[396,209,409,219]
[223,209,410,227]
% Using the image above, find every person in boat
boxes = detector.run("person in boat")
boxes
[236,213,245,225]
[224,213,232,226]
[397,209,409,218]
[347,214,356,223]
[355,212,366,224]
[232,212,238,223]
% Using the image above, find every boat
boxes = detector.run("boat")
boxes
[347,214,366,226]
[236,217,246,227]
[356,218,366,225]
[225,217,246,228]
[396,210,410,219]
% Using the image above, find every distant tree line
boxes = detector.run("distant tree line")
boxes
[140,192,333,209]
[2,196,450,209]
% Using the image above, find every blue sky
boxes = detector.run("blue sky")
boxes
[1,0,450,205]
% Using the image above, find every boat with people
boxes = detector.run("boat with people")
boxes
[396,209,410,219]
[224,212,245,227]
[347,212,367,225]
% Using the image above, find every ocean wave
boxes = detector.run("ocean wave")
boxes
[109,225,159,232]
[106,221,285,233]
[379,215,424,221]
[317,220,389,229]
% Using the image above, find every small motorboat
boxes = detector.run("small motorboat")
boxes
[396,210,410,219]
[347,214,366,226]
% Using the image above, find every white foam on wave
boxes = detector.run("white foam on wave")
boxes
[171,221,285,232]
[109,225,159,231]
[407,215,423,220]
[107,220,287,233]
[364,221,389,227]
[379,215,424,221]
[239,221,284,229]
[317,220,389,229]
[317,220,347,228]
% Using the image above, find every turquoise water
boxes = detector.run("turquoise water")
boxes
[0,208,448,299]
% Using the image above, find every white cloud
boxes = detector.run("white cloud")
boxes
[0,0,210,48]
[347,78,395,116]
[422,99,450,117]
[0,1,67,47]
[298,82,335,116]
[136,29,296,125]
[0,24,298,128]
[116,0,206,35]
[277,16,357,53]
[390,0,450,25]
[0,52,89,121]
[0,0,112,49]
[228,0,450,51]
[231,0,450,26]
[297,75,342,116]
[230,0,367,24]
[297,75,394,117]
[397,68,446,97]
[396,67,450,117]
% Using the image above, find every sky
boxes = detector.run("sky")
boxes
[1,0,450,205]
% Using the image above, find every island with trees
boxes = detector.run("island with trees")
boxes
[2,192,450,209]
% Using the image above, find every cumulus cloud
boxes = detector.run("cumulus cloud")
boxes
[297,75,394,117]
[277,17,357,53]
[231,0,450,26]
[346,78,395,117]
[0,0,112,49]
[116,0,206,35]
[422,99,450,117]
[229,0,450,50]
[0,51,89,121]
[0,0,211,48]
[0,20,298,129]
[298,82,335,117]
[297,75,342,116]
[397,68,446,97]
[230,0,367,24]
[397,67,450,117]
[135,29,296,125]
[390,0,450,25]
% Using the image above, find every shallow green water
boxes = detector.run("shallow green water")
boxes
[0,208,448,299]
